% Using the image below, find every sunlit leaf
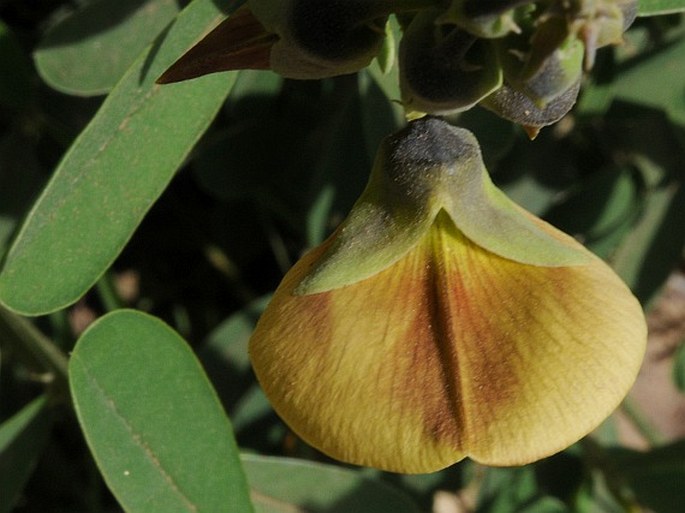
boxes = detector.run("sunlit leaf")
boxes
[70,309,253,513]
[0,0,238,315]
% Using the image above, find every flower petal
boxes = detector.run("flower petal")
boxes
[249,212,646,473]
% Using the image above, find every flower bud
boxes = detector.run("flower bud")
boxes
[480,77,581,138]
[498,16,585,108]
[250,0,389,79]
[438,0,532,38]
[552,0,638,69]
[159,0,392,83]
[400,9,503,115]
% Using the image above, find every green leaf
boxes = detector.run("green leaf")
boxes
[544,166,640,260]
[34,0,180,96]
[69,309,253,513]
[199,295,270,409]
[0,396,54,513]
[638,0,685,16]
[0,0,238,315]
[611,34,685,125]
[241,454,422,513]
[609,154,685,304]
[476,467,569,513]
[609,441,685,513]
[673,341,685,392]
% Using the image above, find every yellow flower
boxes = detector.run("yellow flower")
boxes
[249,117,646,473]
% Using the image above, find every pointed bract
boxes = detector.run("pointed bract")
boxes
[157,6,273,84]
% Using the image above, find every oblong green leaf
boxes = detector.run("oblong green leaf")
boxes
[638,0,685,16]
[241,454,422,513]
[69,310,253,513]
[34,0,180,96]
[0,0,238,315]
[0,396,54,513]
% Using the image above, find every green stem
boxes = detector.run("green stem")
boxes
[96,271,123,312]
[620,397,665,446]
[0,305,69,388]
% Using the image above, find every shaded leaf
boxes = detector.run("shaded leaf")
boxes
[199,295,270,407]
[69,309,253,513]
[0,0,239,315]
[610,33,685,126]
[608,156,685,304]
[609,441,685,513]
[34,0,180,96]
[476,467,569,513]
[0,396,54,513]
[241,454,422,513]
[544,166,639,259]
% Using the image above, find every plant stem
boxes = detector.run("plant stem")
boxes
[0,305,69,388]
[96,271,123,312]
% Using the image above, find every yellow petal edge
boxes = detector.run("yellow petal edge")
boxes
[249,118,647,473]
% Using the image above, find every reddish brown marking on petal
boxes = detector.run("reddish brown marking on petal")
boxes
[429,216,524,446]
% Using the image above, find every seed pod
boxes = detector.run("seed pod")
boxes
[400,9,503,115]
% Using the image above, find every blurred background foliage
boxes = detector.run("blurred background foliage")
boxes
[1,0,685,512]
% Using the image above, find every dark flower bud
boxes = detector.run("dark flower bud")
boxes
[400,9,503,115]
[497,16,585,108]
[251,0,390,79]
[159,0,395,83]
[480,77,581,138]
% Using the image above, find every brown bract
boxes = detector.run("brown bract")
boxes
[157,6,273,84]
